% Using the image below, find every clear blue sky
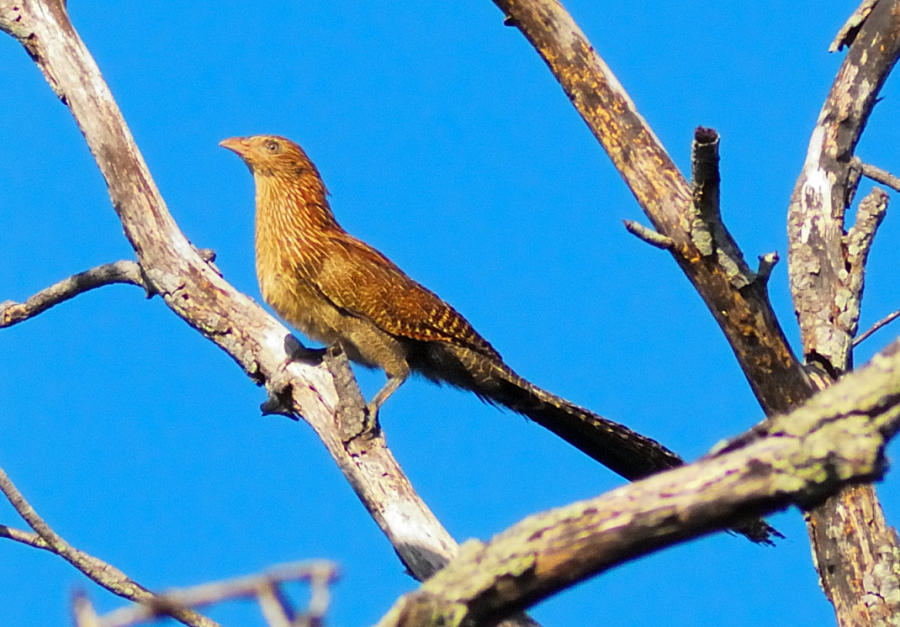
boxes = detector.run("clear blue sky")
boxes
[2,2,899,626]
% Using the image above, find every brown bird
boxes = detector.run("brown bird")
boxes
[220,134,684,481]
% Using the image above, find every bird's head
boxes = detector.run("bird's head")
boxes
[220,134,334,226]
[220,135,321,180]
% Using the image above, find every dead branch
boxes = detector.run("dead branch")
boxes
[622,220,674,250]
[831,0,880,52]
[855,307,900,347]
[82,561,338,627]
[860,161,900,193]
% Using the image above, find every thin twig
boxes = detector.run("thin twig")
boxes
[860,162,900,193]
[96,561,338,627]
[854,308,900,347]
[0,465,219,627]
[622,220,673,249]
[1,260,149,328]
[0,524,50,550]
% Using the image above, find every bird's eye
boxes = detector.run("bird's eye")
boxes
[264,140,281,154]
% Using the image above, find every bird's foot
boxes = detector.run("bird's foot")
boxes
[285,334,327,364]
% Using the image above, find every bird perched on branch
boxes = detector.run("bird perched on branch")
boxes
[220,134,684,482]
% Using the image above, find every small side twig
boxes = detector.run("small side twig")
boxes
[622,220,673,250]
[844,187,889,336]
[0,465,219,627]
[854,308,900,347]
[1,260,149,328]
[690,126,722,258]
[0,524,50,550]
[755,252,780,287]
[860,162,900,193]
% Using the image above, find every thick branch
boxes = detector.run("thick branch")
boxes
[788,0,900,370]
[376,338,900,627]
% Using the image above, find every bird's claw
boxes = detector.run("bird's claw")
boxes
[260,354,300,418]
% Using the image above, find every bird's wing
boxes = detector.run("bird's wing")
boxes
[314,234,501,359]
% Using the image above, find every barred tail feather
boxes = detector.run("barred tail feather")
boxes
[489,365,684,481]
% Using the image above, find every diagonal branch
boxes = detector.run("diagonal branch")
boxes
[0,465,220,627]
[860,160,900,193]
[855,306,900,347]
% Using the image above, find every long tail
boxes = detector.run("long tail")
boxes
[412,341,683,480]
[484,361,684,481]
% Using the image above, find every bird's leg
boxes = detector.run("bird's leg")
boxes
[366,370,408,421]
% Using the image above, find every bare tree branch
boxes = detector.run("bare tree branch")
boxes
[622,220,673,250]
[860,160,900,193]
[0,260,148,328]
[0,465,221,627]
[831,0,880,52]
[0,524,49,549]
[788,0,900,371]
[376,337,900,627]
[88,561,338,627]
[855,307,900,347]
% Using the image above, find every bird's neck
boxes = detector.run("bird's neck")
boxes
[254,170,341,238]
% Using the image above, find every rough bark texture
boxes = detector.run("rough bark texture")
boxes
[375,338,900,627]
[787,1,900,624]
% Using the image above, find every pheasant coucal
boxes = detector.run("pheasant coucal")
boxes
[220,134,682,482]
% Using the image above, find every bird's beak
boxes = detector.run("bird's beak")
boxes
[219,136,250,157]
